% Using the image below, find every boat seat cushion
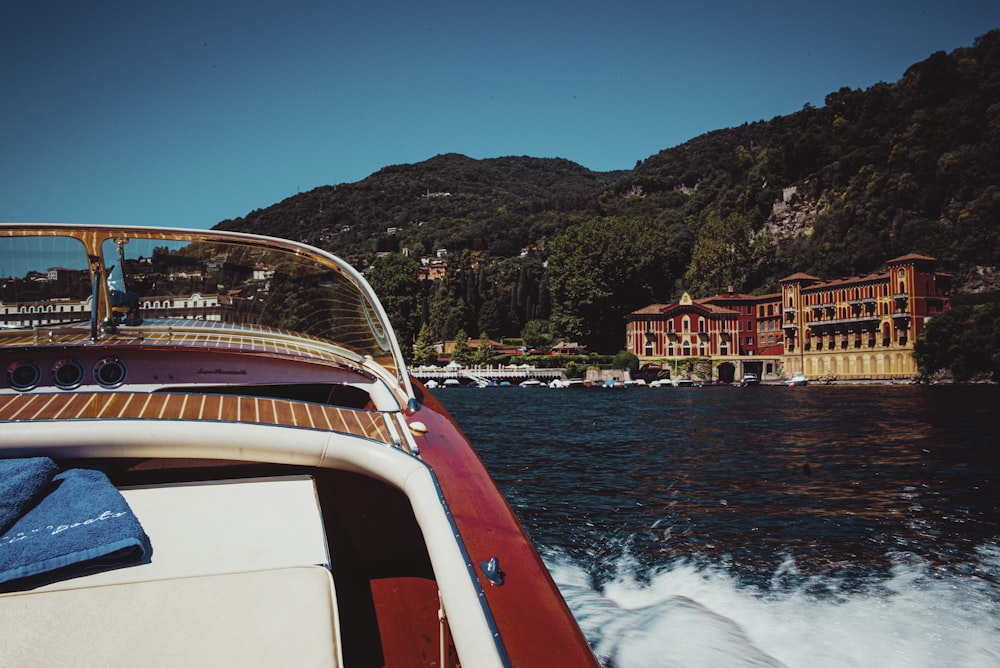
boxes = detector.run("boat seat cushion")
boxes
[0,565,343,667]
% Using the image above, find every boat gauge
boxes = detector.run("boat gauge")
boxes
[94,358,128,388]
[52,358,86,390]
[6,361,42,391]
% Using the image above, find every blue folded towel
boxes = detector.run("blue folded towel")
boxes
[0,466,152,589]
[0,457,59,535]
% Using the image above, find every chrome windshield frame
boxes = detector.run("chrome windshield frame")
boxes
[0,223,417,404]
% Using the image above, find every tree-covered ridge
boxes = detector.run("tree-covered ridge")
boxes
[620,29,1000,289]
[216,153,623,262]
[216,29,1000,354]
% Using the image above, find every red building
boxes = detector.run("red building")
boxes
[627,253,951,382]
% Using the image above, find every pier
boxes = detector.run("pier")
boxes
[411,365,564,385]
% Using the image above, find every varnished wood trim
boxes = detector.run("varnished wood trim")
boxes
[0,392,393,445]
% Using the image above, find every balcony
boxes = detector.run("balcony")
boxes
[892,312,911,329]
[849,298,877,314]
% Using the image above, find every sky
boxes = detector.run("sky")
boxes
[2,1,998,230]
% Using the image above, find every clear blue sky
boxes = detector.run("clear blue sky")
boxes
[2,1,998,230]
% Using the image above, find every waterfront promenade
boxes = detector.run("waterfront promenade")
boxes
[411,365,564,385]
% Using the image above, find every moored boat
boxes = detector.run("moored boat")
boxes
[0,223,598,667]
[785,372,809,386]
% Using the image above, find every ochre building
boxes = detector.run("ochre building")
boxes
[625,254,951,382]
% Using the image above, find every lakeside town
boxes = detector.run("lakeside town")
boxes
[1,251,950,388]
[409,251,950,388]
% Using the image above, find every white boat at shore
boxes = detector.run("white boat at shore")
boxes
[786,372,809,386]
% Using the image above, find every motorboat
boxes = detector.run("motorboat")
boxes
[740,373,760,386]
[785,372,809,386]
[0,224,598,667]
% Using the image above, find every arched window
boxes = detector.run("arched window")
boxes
[682,341,691,356]
[682,317,690,332]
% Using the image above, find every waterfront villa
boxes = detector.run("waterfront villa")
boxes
[625,254,951,382]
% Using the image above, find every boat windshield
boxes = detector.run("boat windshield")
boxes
[0,234,92,328]
[0,228,402,378]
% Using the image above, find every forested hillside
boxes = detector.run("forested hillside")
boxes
[217,29,1000,355]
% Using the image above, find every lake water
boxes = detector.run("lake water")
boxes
[435,384,1000,668]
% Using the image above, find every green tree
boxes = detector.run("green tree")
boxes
[521,319,555,350]
[412,323,438,367]
[477,300,502,337]
[427,281,465,342]
[451,328,474,366]
[547,216,673,353]
[684,210,757,296]
[915,304,1000,381]
[475,331,495,366]
[369,253,421,351]
[611,350,640,371]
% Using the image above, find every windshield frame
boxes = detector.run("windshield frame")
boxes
[0,223,415,401]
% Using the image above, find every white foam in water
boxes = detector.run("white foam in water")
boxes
[549,546,1000,668]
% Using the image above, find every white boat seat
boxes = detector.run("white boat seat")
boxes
[0,565,343,667]
[0,475,343,666]
[37,475,332,590]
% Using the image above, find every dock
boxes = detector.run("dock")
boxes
[410,365,564,385]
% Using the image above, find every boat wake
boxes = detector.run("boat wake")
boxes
[547,544,1000,668]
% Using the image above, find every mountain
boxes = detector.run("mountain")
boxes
[215,29,1000,351]
[216,153,625,263]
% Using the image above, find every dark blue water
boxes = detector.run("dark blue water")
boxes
[436,385,1000,667]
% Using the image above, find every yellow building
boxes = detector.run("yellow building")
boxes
[627,254,951,382]
[780,254,950,381]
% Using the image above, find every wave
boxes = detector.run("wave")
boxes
[547,544,1000,668]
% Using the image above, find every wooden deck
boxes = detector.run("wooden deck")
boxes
[0,392,393,445]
